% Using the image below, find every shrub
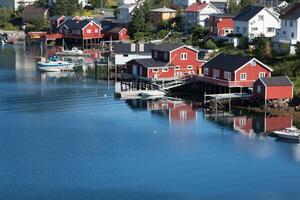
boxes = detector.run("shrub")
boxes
[204,39,217,49]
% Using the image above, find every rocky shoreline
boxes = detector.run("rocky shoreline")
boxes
[0,29,25,43]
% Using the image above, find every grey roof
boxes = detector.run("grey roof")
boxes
[280,3,300,20]
[150,6,177,13]
[60,19,96,29]
[260,76,293,86]
[203,53,253,71]
[106,27,125,33]
[132,58,174,68]
[152,43,184,52]
[114,43,154,54]
[234,6,265,21]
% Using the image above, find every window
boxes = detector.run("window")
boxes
[164,52,168,60]
[95,29,98,33]
[180,53,187,60]
[175,66,180,70]
[283,31,286,35]
[123,54,128,57]
[240,73,247,80]
[152,68,158,73]
[213,69,220,78]
[250,60,256,66]
[290,20,293,27]
[291,32,295,38]
[251,27,258,31]
[258,15,264,21]
[154,51,158,58]
[187,65,193,69]
[236,26,240,33]
[243,27,247,33]
[204,68,209,75]
[259,72,265,77]
[267,27,274,33]
[162,68,168,72]
[224,71,231,80]
[257,85,261,93]
[285,20,287,26]
[87,29,91,33]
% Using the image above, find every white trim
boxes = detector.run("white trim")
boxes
[234,58,273,73]
[240,73,247,80]
[82,21,102,31]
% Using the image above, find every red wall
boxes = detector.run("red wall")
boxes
[148,67,175,79]
[104,28,129,41]
[266,86,293,99]
[170,47,204,76]
[235,62,271,87]
[82,22,103,39]
[209,16,234,37]
[170,103,196,122]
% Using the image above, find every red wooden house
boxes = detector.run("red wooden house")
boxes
[209,14,234,37]
[202,53,273,88]
[126,43,205,81]
[253,76,293,101]
[104,27,129,41]
[58,19,103,43]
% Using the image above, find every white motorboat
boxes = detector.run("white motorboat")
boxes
[139,90,165,98]
[273,127,300,141]
[38,56,75,72]
[60,47,84,55]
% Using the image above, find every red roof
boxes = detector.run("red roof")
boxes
[185,3,208,12]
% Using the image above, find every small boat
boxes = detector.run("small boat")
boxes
[139,90,165,98]
[37,56,75,72]
[60,47,84,55]
[273,127,300,141]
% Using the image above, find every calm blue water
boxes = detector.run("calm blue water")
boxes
[0,45,300,200]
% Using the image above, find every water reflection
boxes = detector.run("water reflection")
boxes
[126,98,197,125]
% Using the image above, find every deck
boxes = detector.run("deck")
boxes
[196,76,254,88]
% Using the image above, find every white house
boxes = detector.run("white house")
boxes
[117,4,137,24]
[234,6,280,39]
[0,0,37,10]
[274,3,300,54]
[48,0,88,7]
[184,2,221,30]
[118,0,137,5]
[114,43,154,66]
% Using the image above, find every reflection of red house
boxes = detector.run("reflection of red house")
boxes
[253,76,293,100]
[209,14,234,37]
[233,116,253,134]
[104,27,129,41]
[202,53,273,88]
[126,43,205,81]
[147,99,197,123]
[265,115,292,132]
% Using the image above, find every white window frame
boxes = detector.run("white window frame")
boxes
[175,66,180,70]
[164,52,168,60]
[152,68,158,73]
[240,73,247,80]
[95,29,98,33]
[162,67,168,72]
[180,53,187,60]
[187,65,193,70]
[224,71,231,80]
[213,69,220,78]
[87,29,92,33]
[259,72,265,78]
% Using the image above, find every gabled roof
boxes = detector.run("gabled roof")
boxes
[152,43,184,52]
[22,5,49,15]
[59,19,100,30]
[234,6,264,21]
[204,53,273,72]
[131,58,174,68]
[106,27,126,33]
[51,15,65,20]
[185,3,208,12]
[280,3,300,20]
[259,76,293,86]
[115,43,154,54]
[150,6,177,13]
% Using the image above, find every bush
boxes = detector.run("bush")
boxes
[204,39,217,49]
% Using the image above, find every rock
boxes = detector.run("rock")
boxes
[0,29,25,43]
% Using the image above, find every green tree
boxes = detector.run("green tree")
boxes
[204,39,217,49]
[172,9,184,32]
[158,20,170,30]
[0,8,13,25]
[295,42,300,56]
[51,0,79,15]
[189,25,208,46]
[228,0,241,14]
[252,37,271,60]
[35,0,48,6]
[129,9,145,37]
[240,0,257,9]
[32,18,49,30]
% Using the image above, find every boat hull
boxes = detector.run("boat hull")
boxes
[273,131,300,141]
[37,62,75,72]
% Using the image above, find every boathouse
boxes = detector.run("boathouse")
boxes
[58,19,103,45]
[253,76,293,101]
[126,43,205,81]
[202,53,273,88]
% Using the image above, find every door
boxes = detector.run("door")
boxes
[132,64,137,76]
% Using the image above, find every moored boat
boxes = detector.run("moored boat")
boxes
[273,127,300,141]
[139,90,165,98]
[37,56,75,72]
